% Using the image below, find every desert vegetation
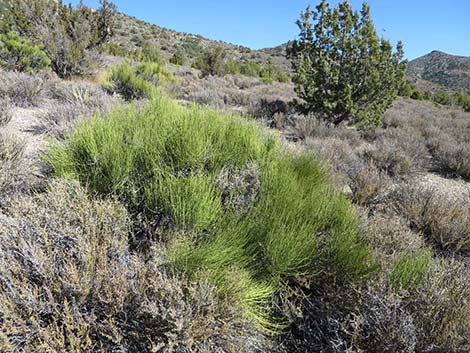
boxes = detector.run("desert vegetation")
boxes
[45,91,376,331]
[1,0,116,77]
[0,0,469,352]
[287,1,407,126]
[192,45,289,82]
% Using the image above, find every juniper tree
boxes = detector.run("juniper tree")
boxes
[2,0,116,77]
[0,31,50,72]
[287,0,407,127]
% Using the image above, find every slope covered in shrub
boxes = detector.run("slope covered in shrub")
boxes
[46,91,376,330]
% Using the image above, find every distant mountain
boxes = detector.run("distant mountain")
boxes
[407,51,470,92]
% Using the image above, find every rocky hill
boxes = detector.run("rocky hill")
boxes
[407,50,470,92]
[111,13,290,70]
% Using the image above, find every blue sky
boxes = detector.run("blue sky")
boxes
[72,0,470,60]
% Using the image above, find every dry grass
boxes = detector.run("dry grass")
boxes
[34,102,91,138]
[0,132,34,208]
[276,248,470,353]
[0,98,12,126]
[0,71,45,107]
[364,213,425,261]
[388,183,470,254]
[276,283,419,353]
[289,99,470,186]
[348,162,390,206]
[216,163,260,212]
[27,79,121,139]
[411,259,470,352]
[168,66,295,116]
[384,99,470,180]
[0,180,268,352]
[363,127,430,177]
[50,80,117,110]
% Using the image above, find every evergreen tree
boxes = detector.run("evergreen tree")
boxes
[0,31,50,72]
[287,0,407,126]
[2,0,116,77]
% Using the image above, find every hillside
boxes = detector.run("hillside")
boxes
[111,12,290,70]
[407,50,470,92]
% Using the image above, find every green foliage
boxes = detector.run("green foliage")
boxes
[0,31,50,72]
[193,46,289,82]
[105,62,155,100]
[47,91,376,330]
[390,250,432,291]
[287,0,407,126]
[102,42,127,57]
[454,91,470,112]
[433,90,452,105]
[259,60,290,83]
[104,60,174,100]
[225,59,290,83]
[181,37,203,58]
[398,81,413,98]
[192,45,227,76]
[136,61,176,84]
[169,47,187,66]
[2,0,117,77]
[128,42,164,64]
[411,89,425,100]
[238,61,260,76]
[410,87,470,112]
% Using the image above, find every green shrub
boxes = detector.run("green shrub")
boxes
[129,42,164,64]
[398,81,413,98]
[411,89,425,100]
[169,47,187,66]
[102,42,127,57]
[181,37,203,58]
[453,91,470,112]
[390,250,432,291]
[199,54,290,82]
[105,62,155,100]
[239,61,261,77]
[433,90,452,105]
[136,61,175,85]
[0,31,50,72]
[192,45,227,76]
[259,60,290,83]
[47,91,376,330]
[223,60,242,75]
[412,89,470,111]
[104,61,175,101]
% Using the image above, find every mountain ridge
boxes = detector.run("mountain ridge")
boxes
[407,50,470,92]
